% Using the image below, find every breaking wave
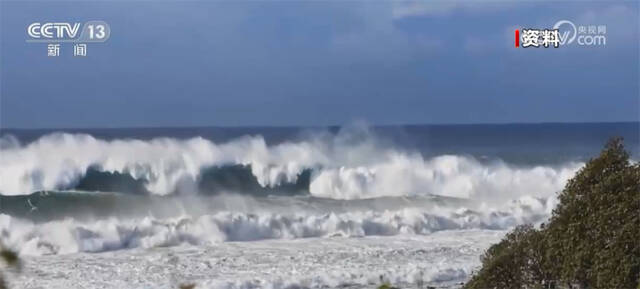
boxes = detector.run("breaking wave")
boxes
[0,130,580,201]
[0,127,586,256]
[0,194,552,256]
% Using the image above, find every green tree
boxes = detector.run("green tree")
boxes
[546,138,639,287]
[464,225,551,289]
[465,138,640,289]
[0,244,20,289]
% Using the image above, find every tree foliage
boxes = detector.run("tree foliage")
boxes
[0,244,20,289]
[465,138,640,289]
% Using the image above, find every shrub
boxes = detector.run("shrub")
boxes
[465,138,640,289]
[0,244,20,289]
[464,224,551,289]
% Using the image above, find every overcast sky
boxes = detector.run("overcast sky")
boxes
[1,1,638,128]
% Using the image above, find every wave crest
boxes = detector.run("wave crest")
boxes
[0,132,581,201]
[0,196,551,256]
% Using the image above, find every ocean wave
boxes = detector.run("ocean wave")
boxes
[0,130,581,201]
[0,196,552,256]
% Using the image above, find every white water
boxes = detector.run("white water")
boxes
[6,230,505,289]
[0,129,586,288]
[0,132,580,200]
[0,194,551,257]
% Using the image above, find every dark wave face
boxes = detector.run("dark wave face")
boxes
[71,165,312,196]
[0,191,472,223]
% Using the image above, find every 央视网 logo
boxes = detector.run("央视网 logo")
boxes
[514,20,607,48]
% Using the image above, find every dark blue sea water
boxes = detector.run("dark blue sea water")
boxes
[2,122,638,164]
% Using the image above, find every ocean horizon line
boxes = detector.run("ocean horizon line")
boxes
[1,120,638,132]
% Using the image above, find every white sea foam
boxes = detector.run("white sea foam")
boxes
[0,130,581,201]
[7,230,505,289]
[0,194,552,256]
[0,129,586,288]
